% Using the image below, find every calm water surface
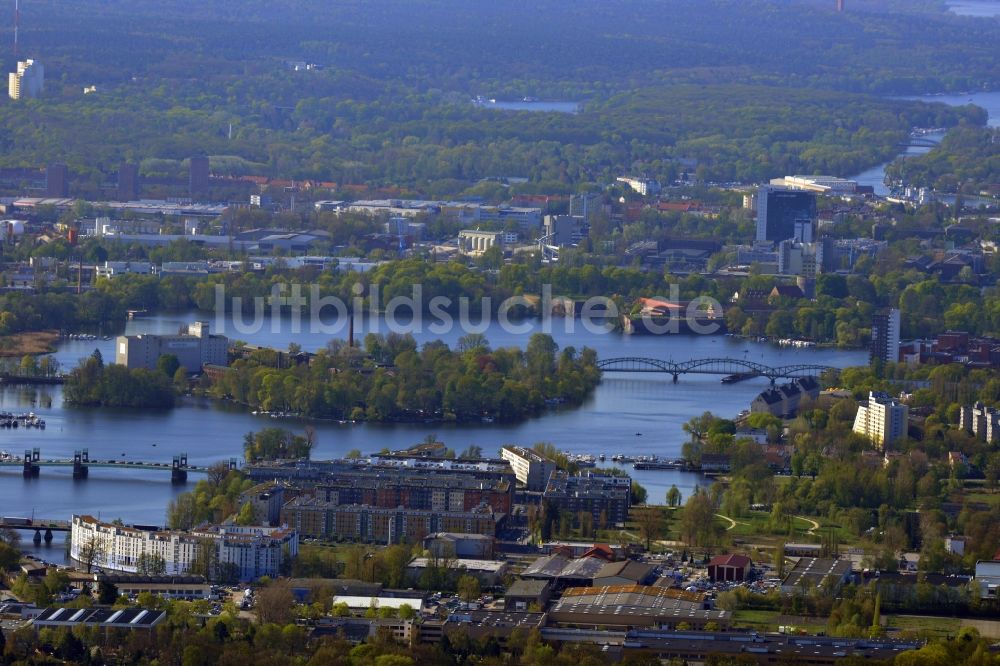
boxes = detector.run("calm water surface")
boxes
[1,309,866,558]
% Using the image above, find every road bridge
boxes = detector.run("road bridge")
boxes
[597,357,833,384]
[0,448,237,483]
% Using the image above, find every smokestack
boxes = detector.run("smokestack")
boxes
[837,0,844,11]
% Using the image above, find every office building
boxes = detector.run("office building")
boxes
[569,193,602,221]
[756,186,817,242]
[543,471,631,526]
[543,214,588,247]
[960,402,1000,443]
[115,321,228,372]
[869,308,901,366]
[8,59,43,100]
[45,164,69,198]
[852,391,909,449]
[118,162,140,201]
[771,175,857,194]
[189,155,210,197]
[71,515,297,581]
[501,445,557,491]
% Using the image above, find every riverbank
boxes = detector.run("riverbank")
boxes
[0,331,59,357]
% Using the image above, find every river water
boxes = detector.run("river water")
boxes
[851,90,1000,195]
[948,1,1000,17]
[1,310,867,562]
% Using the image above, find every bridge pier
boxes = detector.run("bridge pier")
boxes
[171,454,189,484]
[22,449,39,478]
[32,529,41,544]
[44,528,53,543]
[73,450,89,480]
[672,374,678,383]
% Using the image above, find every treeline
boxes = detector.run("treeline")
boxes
[0,0,993,193]
[64,351,175,408]
[210,333,601,422]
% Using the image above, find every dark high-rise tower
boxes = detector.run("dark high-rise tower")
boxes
[117,161,140,201]
[45,163,69,197]
[189,155,210,198]
[755,185,817,242]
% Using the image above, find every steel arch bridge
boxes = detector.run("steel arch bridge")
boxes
[596,357,833,383]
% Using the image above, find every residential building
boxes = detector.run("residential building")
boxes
[115,321,229,372]
[959,402,1000,443]
[616,176,661,196]
[543,471,631,526]
[852,391,909,448]
[756,185,817,242]
[870,308,901,366]
[239,481,290,527]
[8,59,43,100]
[70,515,297,581]
[280,498,502,544]
[750,377,820,418]
[501,445,557,491]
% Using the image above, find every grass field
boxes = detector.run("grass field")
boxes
[886,614,961,638]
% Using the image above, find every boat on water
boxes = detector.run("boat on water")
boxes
[721,373,755,384]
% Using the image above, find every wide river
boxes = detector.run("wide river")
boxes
[2,310,867,560]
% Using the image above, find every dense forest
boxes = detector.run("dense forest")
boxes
[0,1,994,192]
[210,332,601,422]
[886,126,1000,194]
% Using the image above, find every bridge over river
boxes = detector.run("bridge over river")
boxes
[0,448,237,483]
[597,357,833,383]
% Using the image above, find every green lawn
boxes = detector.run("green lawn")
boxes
[732,609,781,630]
[886,614,961,638]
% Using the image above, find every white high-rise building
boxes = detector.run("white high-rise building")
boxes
[853,391,908,449]
[8,59,44,100]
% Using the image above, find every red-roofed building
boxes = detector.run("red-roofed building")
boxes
[580,544,617,562]
[707,554,752,582]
